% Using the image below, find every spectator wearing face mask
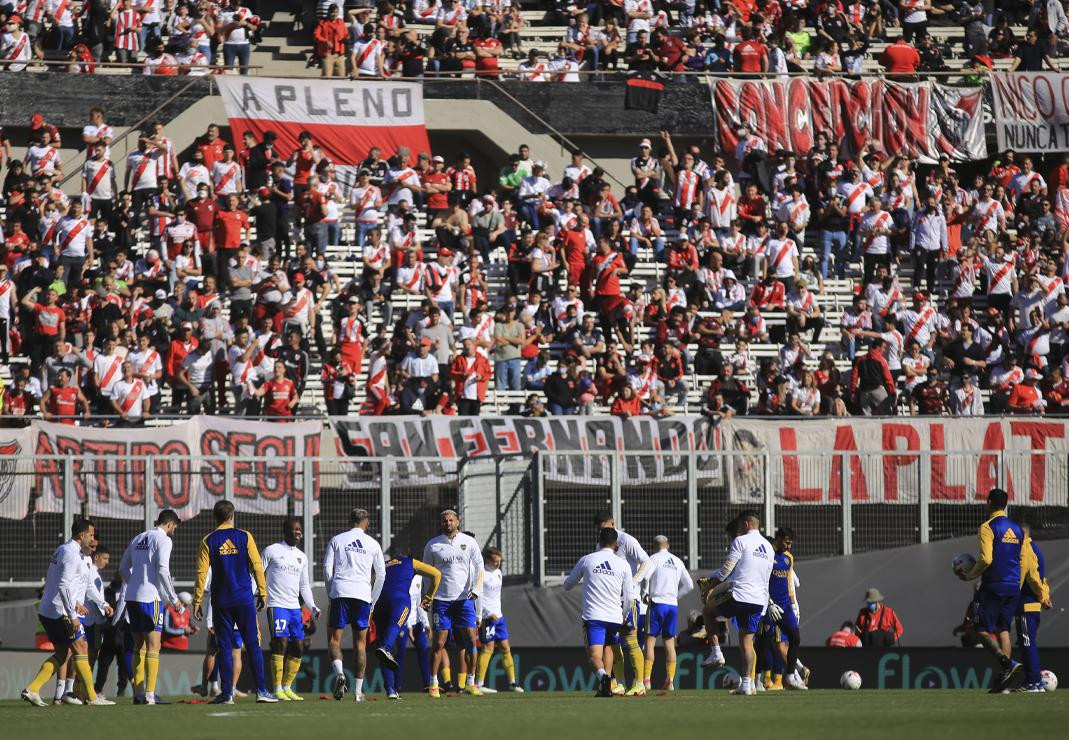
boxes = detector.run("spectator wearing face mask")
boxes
[854,588,903,647]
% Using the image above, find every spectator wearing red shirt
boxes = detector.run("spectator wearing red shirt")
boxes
[854,588,904,647]
[733,27,768,73]
[610,384,643,418]
[167,322,199,407]
[849,339,895,415]
[197,124,226,170]
[162,594,198,651]
[473,28,502,78]
[314,4,349,77]
[258,360,298,417]
[666,238,699,284]
[423,155,452,218]
[879,38,921,76]
[653,28,688,72]
[213,193,249,286]
[20,286,66,371]
[825,622,862,648]
[186,183,218,253]
[1008,369,1045,413]
[450,338,492,416]
[736,182,768,234]
[302,178,328,255]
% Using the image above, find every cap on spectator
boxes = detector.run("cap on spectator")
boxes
[639,138,652,148]
[347,296,360,304]
[181,321,193,330]
[432,155,445,163]
[420,337,433,347]
[913,292,926,302]
[438,247,453,258]
[258,186,270,197]
[154,289,167,299]
[637,353,651,363]
[293,273,305,283]
[973,54,994,69]
[1026,369,1042,380]
[8,14,21,24]
[844,160,857,171]
[31,113,43,128]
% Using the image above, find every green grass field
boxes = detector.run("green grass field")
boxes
[1,690,1065,740]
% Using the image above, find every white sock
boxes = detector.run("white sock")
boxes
[796,659,806,671]
[713,645,724,659]
[466,674,475,686]
[354,678,363,695]
[596,668,606,678]
[740,677,751,691]
[64,677,75,693]
[282,684,290,691]
[331,660,344,678]
[209,681,220,693]
[55,682,65,700]
[430,677,439,686]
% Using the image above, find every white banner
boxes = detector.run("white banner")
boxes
[726,417,1069,506]
[216,77,431,187]
[0,418,322,520]
[989,72,1069,152]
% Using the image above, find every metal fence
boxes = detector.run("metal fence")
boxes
[1,450,1065,589]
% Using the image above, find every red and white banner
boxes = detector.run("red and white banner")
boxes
[989,72,1069,152]
[0,418,322,520]
[710,77,986,163]
[727,417,1069,506]
[216,78,431,182]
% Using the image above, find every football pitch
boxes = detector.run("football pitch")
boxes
[0,690,1065,740]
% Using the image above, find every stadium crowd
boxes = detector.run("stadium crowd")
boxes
[3,0,1066,78]
[2,3,1069,421]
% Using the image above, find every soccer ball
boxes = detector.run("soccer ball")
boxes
[720,672,742,691]
[840,671,862,690]
[952,553,976,577]
[1040,670,1058,692]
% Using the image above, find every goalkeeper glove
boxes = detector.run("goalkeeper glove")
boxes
[767,601,784,622]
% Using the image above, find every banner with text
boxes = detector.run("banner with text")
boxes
[989,72,1069,152]
[726,417,1069,505]
[332,416,726,484]
[216,77,431,186]
[0,419,321,520]
[710,77,986,163]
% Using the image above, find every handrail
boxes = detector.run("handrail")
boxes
[8,57,265,72]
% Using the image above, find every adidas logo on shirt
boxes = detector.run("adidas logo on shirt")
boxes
[345,539,367,553]
[753,543,770,559]
[1001,530,1020,544]
[135,536,149,551]
[592,561,615,575]
[218,539,239,555]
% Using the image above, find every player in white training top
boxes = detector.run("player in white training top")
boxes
[641,534,694,691]
[263,517,320,701]
[564,527,634,698]
[323,507,385,703]
[422,509,484,698]
[595,510,649,695]
[474,546,524,693]
[118,509,181,705]
[705,513,774,695]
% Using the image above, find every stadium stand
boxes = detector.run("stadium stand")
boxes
[0,0,1066,423]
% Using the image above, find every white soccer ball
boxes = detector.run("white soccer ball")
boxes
[1041,670,1058,692]
[720,672,742,691]
[952,553,976,577]
[840,670,862,690]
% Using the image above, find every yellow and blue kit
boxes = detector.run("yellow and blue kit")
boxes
[193,522,269,698]
[966,510,1048,634]
[766,550,799,631]
[1015,540,1048,686]
[374,556,440,693]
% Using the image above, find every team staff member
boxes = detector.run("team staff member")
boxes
[192,499,277,704]
[373,544,441,700]
[959,488,1051,692]
[704,512,774,696]
[22,518,114,707]
[323,507,385,703]
[854,587,904,647]
[640,535,693,692]
[423,509,484,698]
[262,517,320,701]
[563,527,633,698]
